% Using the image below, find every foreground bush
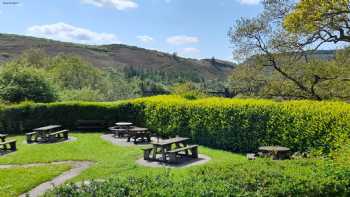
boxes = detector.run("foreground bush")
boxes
[0,96,349,153]
[45,149,350,197]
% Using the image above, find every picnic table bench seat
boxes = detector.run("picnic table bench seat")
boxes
[48,130,69,141]
[142,146,154,160]
[0,134,8,142]
[166,145,198,163]
[76,120,108,130]
[26,132,37,144]
[0,139,16,151]
[127,128,151,144]
[108,127,128,138]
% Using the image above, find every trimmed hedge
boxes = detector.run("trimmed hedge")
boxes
[0,101,144,133]
[136,96,350,153]
[1,96,350,153]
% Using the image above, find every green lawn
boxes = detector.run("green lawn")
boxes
[0,133,349,196]
[0,133,245,195]
[0,164,71,197]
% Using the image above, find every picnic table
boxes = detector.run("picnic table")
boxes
[258,146,291,160]
[115,122,133,127]
[151,137,190,162]
[127,127,151,144]
[0,134,8,142]
[33,125,62,142]
[111,122,134,138]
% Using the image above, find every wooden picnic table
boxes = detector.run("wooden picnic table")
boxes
[258,146,291,160]
[115,122,133,127]
[127,127,150,144]
[0,134,8,142]
[33,125,62,142]
[151,137,190,161]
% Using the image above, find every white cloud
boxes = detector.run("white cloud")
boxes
[238,0,261,5]
[179,47,201,58]
[166,35,199,45]
[27,22,119,45]
[81,0,138,10]
[137,35,154,43]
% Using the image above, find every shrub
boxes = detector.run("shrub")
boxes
[0,101,144,133]
[171,82,206,100]
[0,96,349,153]
[0,65,56,103]
[58,88,105,102]
[136,96,350,153]
[45,154,350,197]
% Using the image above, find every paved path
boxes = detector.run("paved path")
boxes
[0,161,93,197]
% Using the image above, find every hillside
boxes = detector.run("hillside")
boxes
[0,33,235,80]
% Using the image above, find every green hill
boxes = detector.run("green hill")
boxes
[0,33,235,81]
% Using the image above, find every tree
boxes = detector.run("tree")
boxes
[228,61,267,97]
[0,63,56,103]
[17,49,50,68]
[284,0,350,45]
[58,88,105,102]
[49,55,107,90]
[228,0,350,100]
[171,82,206,99]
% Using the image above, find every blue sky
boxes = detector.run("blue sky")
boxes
[0,0,263,61]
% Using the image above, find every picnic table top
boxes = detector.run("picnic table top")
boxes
[129,127,148,132]
[258,146,290,152]
[115,122,133,126]
[151,137,190,146]
[0,134,7,137]
[34,125,62,131]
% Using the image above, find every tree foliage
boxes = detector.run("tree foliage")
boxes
[284,0,350,45]
[49,55,107,90]
[0,63,56,103]
[228,0,350,100]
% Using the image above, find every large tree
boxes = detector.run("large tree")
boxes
[284,0,350,45]
[229,0,350,100]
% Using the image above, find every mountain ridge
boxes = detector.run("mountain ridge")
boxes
[0,33,236,80]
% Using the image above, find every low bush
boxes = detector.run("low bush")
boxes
[45,150,350,197]
[0,95,349,153]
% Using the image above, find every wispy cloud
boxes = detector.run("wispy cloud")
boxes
[238,0,261,5]
[166,35,199,45]
[27,22,119,44]
[81,0,138,10]
[137,35,154,43]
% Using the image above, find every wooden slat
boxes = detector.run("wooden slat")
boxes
[167,145,198,153]
[151,137,190,146]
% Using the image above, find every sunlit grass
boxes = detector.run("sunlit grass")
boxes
[0,164,71,197]
[0,133,346,196]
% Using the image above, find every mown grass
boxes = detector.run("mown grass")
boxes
[0,133,349,196]
[0,164,71,197]
[0,133,246,183]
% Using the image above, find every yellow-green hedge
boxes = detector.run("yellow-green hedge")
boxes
[1,96,349,153]
[135,96,350,153]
